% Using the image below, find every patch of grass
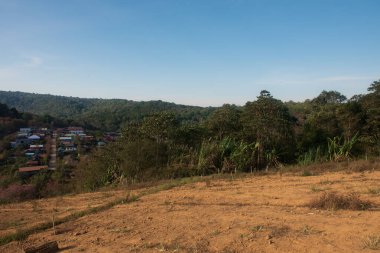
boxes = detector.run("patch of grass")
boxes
[250,225,265,232]
[221,247,239,253]
[249,224,290,237]
[239,233,247,239]
[269,225,290,238]
[286,158,380,175]
[0,220,25,230]
[319,180,339,185]
[31,200,40,212]
[0,199,11,205]
[300,225,313,235]
[0,229,29,245]
[141,177,203,195]
[141,242,161,249]
[211,229,221,236]
[301,170,313,177]
[308,191,373,210]
[367,187,380,195]
[193,238,210,252]
[298,225,321,235]
[363,235,380,250]
[101,192,112,198]
[310,185,322,192]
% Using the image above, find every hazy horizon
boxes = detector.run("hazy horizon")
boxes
[1,0,379,106]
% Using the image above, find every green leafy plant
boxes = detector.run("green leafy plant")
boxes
[327,133,359,161]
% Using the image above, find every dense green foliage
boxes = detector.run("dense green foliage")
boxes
[0,91,214,131]
[1,80,380,192]
[72,81,380,191]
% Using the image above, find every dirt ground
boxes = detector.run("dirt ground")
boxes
[0,189,132,237]
[1,169,380,252]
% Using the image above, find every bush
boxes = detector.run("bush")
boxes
[0,184,36,202]
[308,191,373,210]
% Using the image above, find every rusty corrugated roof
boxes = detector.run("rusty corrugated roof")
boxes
[18,166,48,172]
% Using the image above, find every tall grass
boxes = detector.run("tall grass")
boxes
[297,147,324,165]
[327,133,359,161]
[298,133,359,165]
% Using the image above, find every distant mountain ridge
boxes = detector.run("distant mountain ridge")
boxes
[0,91,214,131]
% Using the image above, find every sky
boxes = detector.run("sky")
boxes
[0,0,379,106]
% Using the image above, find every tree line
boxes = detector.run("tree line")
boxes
[0,91,214,131]
[74,80,380,191]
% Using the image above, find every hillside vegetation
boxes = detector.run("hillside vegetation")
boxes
[0,80,379,193]
[73,80,380,191]
[0,91,214,131]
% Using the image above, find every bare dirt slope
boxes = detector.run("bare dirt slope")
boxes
[0,189,132,237]
[1,170,380,252]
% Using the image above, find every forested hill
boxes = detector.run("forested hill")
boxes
[0,91,215,131]
[0,102,63,139]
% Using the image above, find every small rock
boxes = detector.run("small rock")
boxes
[266,234,272,240]
[268,240,274,244]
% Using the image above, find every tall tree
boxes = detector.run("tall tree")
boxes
[242,91,296,167]
[360,80,380,153]
[205,104,242,140]
[312,90,347,105]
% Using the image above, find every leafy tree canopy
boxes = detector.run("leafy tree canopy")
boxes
[312,90,347,104]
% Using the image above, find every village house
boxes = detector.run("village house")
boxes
[97,141,106,147]
[19,128,32,134]
[14,136,32,147]
[59,136,72,141]
[28,135,41,142]
[67,127,84,135]
[17,132,29,138]
[65,145,77,152]
[29,144,44,151]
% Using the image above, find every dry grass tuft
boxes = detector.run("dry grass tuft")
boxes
[269,225,290,237]
[308,191,373,210]
[363,235,380,250]
[367,187,380,195]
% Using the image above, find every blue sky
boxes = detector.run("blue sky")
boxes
[0,0,379,106]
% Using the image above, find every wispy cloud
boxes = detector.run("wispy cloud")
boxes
[0,55,44,79]
[24,56,43,67]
